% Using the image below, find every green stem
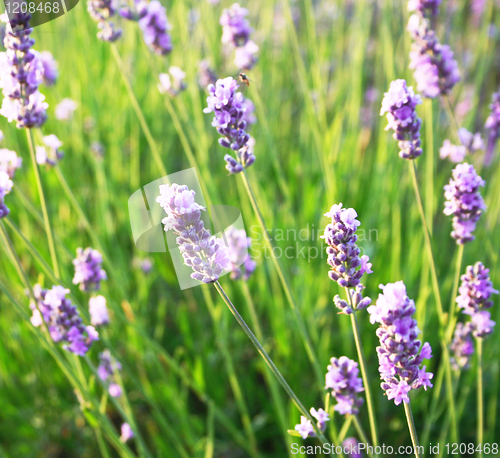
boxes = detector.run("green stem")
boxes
[409,161,444,323]
[240,169,324,390]
[213,281,333,452]
[352,415,375,458]
[348,307,379,449]
[26,128,60,278]
[404,401,422,458]
[446,244,464,341]
[477,338,484,457]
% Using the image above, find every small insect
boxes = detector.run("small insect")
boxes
[239,73,250,86]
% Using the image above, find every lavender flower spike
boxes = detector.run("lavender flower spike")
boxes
[0,148,22,178]
[408,14,460,98]
[443,163,486,244]
[97,350,123,397]
[73,248,107,291]
[30,285,99,356]
[204,77,255,172]
[322,203,373,292]
[87,0,122,42]
[137,0,173,55]
[0,169,13,218]
[310,408,329,432]
[0,12,48,128]
[368,281,433,405]
[89,295,109,326]
[408,0,441,16]
[325,356,364,415]
[449,322,474,370]
[380,79,423,159]
[456,262,498,316]
[484,89,500,166]
[224,225,256,280]
[156,183,229,283]
[220,3,252,47]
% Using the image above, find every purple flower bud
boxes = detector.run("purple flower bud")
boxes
[87,0,122,42]
[310,407,329,432]
[368,282,433,405]
[380,79,423,159]
[294,416,316,439]
[443,163,485,244]
[450,322,474,370]
[73,248,107,292]
[456,262,498,315]
[325,356,364,415]
[120,423,134,442]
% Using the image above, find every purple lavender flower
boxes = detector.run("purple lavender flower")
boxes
[204,77,255,172]
[158,67,186,97]
[89,295,109,326]
[0,147,22,178]
[439,140,467,163]
[36,134,64,167]
[310,408,329,432]
[322,203,373,292]
[220,3,258,70]
[408,14,460,98]
[484,89,500,166]
[0,169,13,218]
[380,79,423,159]
[0,13,48,128]
[343,438,364,457]
[97,350,123,397]
[456,262,498,316]
[368,282,433,405]
[458,128,484,152]
[294,416,316,439]
[223,226,256,280]
[73,248,107,292]
[120,423,134,442]
[39,51,58,86]
[471,311,495,338]
[443,163,486,244]
[30,285,99,355]
[450,322,474,370]
[156,183,229,283]
[55,98,77,121]
[220,3,252,47]
[325,356,364,415]
[407,0,441,16]
[87,0,122,42]
[137,0,172,55]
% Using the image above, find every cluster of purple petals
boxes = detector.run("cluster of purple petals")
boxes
[156,183,229,283]
[136,0,173,55]
[484,89,500,166]
[322,203,373,290]
[325,356,364,415]
[343,438,363,457]
[455,262,498,339]
[450,322,474,370]
[204,77,255,173]
[443,163,485,244]
[0,13,48,128]
[408,0,441,16]
[73,248,107,292]
[334,284,372,315]
[408,14,460,98]
[380,79,423,159]
[294,408,329,439]
[39,51,58,86]
[220,3,258,70]
[368,282,433,405]
[30,285,99,356]
[87,0,122,42]
[0,169,13,218]
[97,350,123,397]
[224,226,256,280]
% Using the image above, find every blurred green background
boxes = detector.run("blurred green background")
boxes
[0,0,500,456]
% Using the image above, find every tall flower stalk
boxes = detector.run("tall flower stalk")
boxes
[321,203,379,448]
[157,182,333,448]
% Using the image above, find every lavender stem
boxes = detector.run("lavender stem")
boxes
[477,338,484,457]
[213,280,334,452]
[404,401,422,458]
[239,169,324,390]
[27,128,60,278]
[446,244,464,340]
[352,415,375,458]
[346,294,379,451]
